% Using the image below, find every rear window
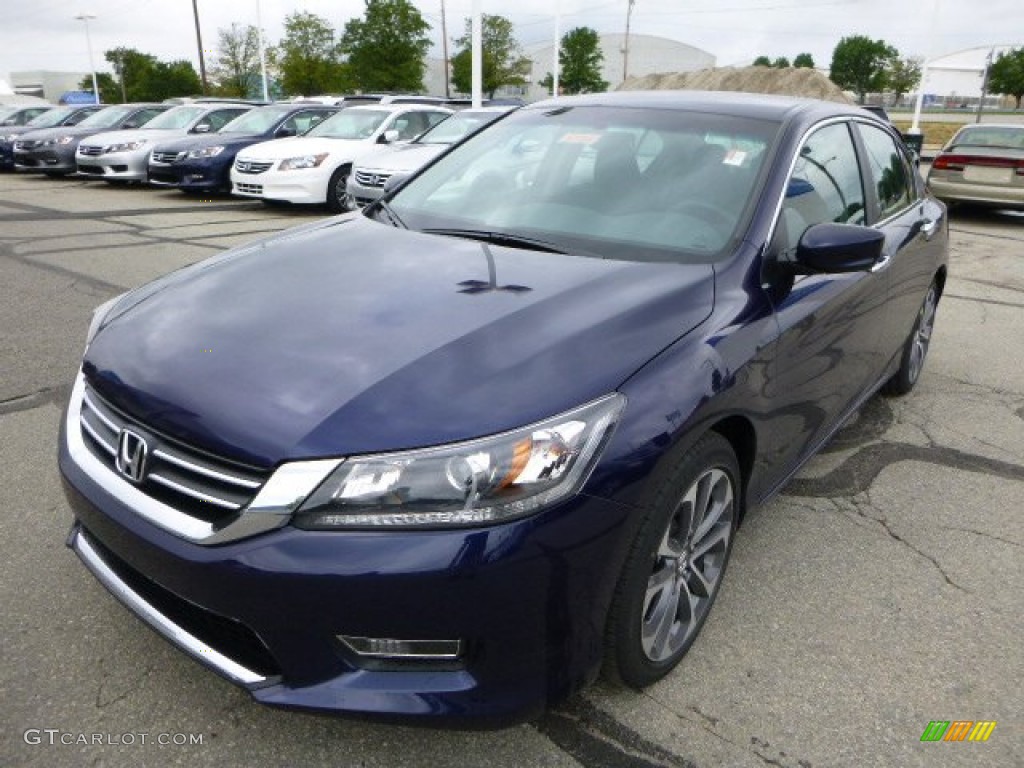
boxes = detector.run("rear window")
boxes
[949,126,1024,150]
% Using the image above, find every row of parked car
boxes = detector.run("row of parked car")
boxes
[1,98,516,212]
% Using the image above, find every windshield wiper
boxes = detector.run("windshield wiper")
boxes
[373,198,407,229]
[423,228,567,254]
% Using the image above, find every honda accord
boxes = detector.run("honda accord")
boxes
[60,91,947,727]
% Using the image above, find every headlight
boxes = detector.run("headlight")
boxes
[2,134,18,142]
[84,293,127,352]
[187,145,224,158]
[278,153,328,171]
[104,141,145,154]
[57,136,75,145]
[293,393,625,529]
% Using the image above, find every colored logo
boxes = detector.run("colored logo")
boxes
[920,721,996,742]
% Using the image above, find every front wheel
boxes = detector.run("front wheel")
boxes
[326,165,353,213]
[604,432,739,688]
[883,280,939,396]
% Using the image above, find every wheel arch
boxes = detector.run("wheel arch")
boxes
[708,415,757,522]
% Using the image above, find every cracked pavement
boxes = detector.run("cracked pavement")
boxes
[1,174,1021,767]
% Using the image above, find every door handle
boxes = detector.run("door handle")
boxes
[920,218,940,241]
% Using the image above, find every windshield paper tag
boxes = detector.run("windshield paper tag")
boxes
[723,149,747,166]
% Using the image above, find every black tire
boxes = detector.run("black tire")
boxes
[604,432,739,689]
[882,280,939,396]
[326,165,353,214]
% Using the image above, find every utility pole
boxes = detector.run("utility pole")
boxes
[191,0,208,95]
[75,13,100,104]
[975,48,994,124]
[441,0,450,99]
[256,0,269,101]
[623,0,635,83]
[471,0,482,107]
[552,2,561,96]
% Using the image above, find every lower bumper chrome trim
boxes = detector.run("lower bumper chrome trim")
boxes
[70,525,267,686]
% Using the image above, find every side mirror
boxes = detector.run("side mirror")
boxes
[794,223,884,274]
[192,123,212,133]
[275,126,296,138]
[379,129,400,144]
[382,172,411,195]
[121,121,139,129]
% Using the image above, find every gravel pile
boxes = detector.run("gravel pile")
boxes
[618,66,853,104]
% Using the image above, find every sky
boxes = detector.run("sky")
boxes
[1,0,1021,83]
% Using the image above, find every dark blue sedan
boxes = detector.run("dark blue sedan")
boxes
[147,104,338,192]
[60,91,947,727]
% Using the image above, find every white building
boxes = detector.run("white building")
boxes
[524,33,715,101]
[917,46,1016,107]
[423,33,715,102]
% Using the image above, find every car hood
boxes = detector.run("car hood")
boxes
[83,216,715,468]
[239,136,370,161]
[356,143,447,173]
[13,126,94,142]
[80,128,192,147]
[152,133,264,153]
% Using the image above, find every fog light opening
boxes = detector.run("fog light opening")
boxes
[337,635,463,661]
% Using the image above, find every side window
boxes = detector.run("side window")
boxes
[780,122,865,252]
[291,111,328,134]
[424,111,449,131]
[66,110,94,126]
[393,112,429,141]
[207,109,246,131]
[858,123,913,219]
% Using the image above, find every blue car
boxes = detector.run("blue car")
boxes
[147,104,339,193]
[60,91,947,727]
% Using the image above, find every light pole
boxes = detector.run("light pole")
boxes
[256,0,269,101]
[191,0,208,94]
[75,13,100,104]
[623,0,635,82]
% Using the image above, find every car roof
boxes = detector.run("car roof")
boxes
[524,90,866,124]
[344,103,451,114]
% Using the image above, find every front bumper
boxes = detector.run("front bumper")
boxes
[346,177,384,208]
[14,144,77,173]
[76,148,150,181]
[149,158,228,191]
[59,385,634,726]
[0,142,14,169]
[231,167,328,204]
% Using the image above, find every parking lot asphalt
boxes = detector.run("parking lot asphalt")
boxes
[1,173,1021,768]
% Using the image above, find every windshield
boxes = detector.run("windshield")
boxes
[220,106,292,134]
[143,106,206,130]
[950,126,1024,150]
[417,110,507,145]
[386,105,780,262]
[307,109,389,140]
[77,105,137,129]
[26,107,76,128]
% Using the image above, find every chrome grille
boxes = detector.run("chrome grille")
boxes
[234,182,263,194]
[354,169,391,188]
[78,145,103,156]
[151,151,183,164]
[79,384,268,523]
[234,159,273,174]
[15,140,40,150]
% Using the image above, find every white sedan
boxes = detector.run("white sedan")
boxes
[231,104,451,211]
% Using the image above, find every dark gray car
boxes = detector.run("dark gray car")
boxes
[14,104,169,176]
[1,104,103,170]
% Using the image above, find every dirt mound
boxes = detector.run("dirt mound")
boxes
[618,66,853,104]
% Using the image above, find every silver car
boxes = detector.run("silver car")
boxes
[926,124,1024,211]
[76,103,253,182]
[346,106,513,207]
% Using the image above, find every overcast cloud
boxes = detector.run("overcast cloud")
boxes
[2,0,1021,83]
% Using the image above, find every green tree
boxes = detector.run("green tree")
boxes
[773,56,791,68]
[794,52,814,68]
[149,60,202,100]
[450,14,529,98]
[210,23,263,98]
[277,11,348,96]
[752,55,772,67]
[340,0,432,92]
[104,48,159,102]
[988,47,1024,109]
[886,55,922,106]
[829,35,897,103]
[540,26,607,95]
[78,73,119,103]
